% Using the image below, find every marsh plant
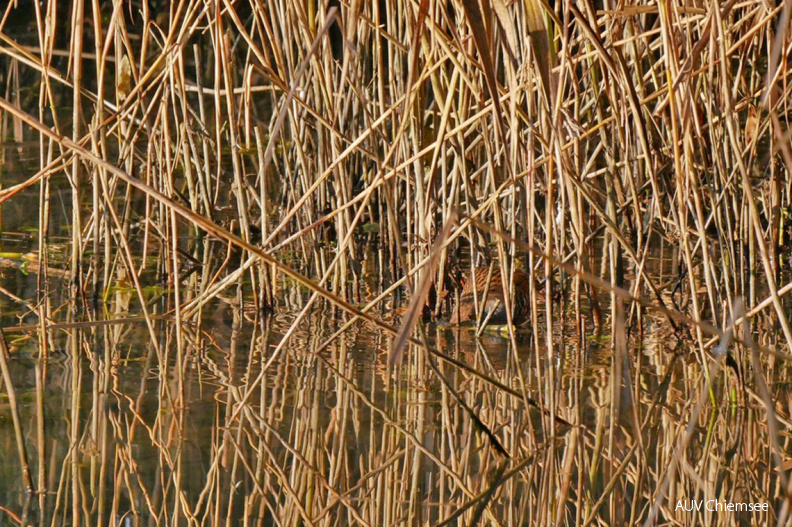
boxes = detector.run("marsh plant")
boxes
[0,0,791,525]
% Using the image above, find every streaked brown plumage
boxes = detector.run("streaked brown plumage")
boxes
[450,266,532,326]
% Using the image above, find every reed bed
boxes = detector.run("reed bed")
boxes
[0,0,791,525]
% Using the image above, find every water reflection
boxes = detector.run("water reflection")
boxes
[0,292,781,525]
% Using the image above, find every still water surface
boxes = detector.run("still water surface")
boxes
[0,125,783,527]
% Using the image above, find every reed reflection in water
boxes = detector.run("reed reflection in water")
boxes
[0,295,783,525]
